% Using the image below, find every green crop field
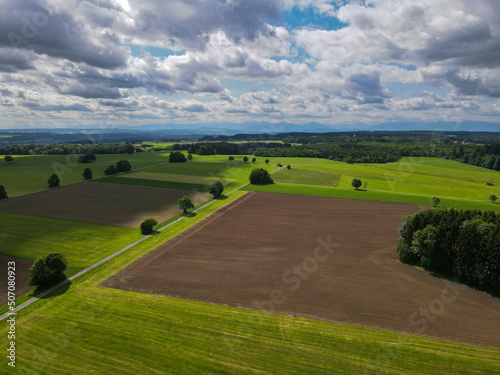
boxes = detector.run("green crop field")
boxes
[0,211,141,275]
[237,156,500,210]
[0,152,173,197]
[272,168,340,187]
[113,158,276,190]
[2,190,499,375]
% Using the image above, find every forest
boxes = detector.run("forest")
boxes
[397,208,500,294]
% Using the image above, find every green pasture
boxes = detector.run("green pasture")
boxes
[2,190,499,374]
[272,168,340,187]
[0,211,141,275]
[244,183,500,212]
[115,158,276,189]
[0,152,172,197]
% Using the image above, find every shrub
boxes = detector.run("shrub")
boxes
[249,168,274,185]
[169,152,187,163]
[140,217,158,235]
[47,174,60,188]
[105,165,117,175]
[77,153,96,164]
[116,160,131,172]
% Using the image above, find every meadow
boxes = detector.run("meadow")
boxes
[112,157,276,190]
[0,211,141,275]
[0,152,172,197]
[1,191,499,374]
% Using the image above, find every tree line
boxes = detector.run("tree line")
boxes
[397,208,500,294]
[0,143,136,156]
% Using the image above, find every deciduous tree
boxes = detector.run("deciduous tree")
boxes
[351,178,362,190]
[178,196,194,214]
[47,174,60,188]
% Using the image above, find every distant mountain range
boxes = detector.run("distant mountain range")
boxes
[1,121,499,145]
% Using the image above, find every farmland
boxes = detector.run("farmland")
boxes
[0,211,140,275]
[1,191,499,374]
[0,182,212,228]
[103,192,500,348]
[1,151,500,374]
[0,152,172,197]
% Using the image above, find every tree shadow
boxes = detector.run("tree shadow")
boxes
[34,279,71,299]
[186,211,198,218]
[216,195,228,200]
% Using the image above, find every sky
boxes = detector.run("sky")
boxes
[1,0,500,129]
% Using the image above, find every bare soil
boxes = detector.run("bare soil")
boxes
[102,192,500,348]
[0,255,33,305]
[0,182,212,228]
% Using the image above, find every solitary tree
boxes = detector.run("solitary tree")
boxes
[4,155,13,163]
[187,153,193,162]
[82,168,93,180]
[116,160,132,172]
[432,197,440,207]
[249,168,274,185]
[47,174,60,188]
[243,156,249,164]
[490,194,498,203]
[178,196,195,214]
[363,181,368,190]
[265,159,269,165]
[252,157,257,164]
[140,217,158,235]
[209,184,221,198]
[277,163,283,168]
[351,178,362,190]
[27,253,67,288]
[287,165,291,170]
[104,165,117,175]
[0,185,7,199]
[228,156,234,161]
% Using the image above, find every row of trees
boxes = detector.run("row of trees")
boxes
[0,143,136,156]
[186,142,290,156]
[397,208,500,293]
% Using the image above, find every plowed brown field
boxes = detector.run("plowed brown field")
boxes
[0,182,211,228]
[0,255,33,305]
[102,192,500,348]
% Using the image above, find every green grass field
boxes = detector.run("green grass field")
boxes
[244,183,500,212]
[2,190,499,374]
[0,211,141,275]
[115,158,276,190]
[0,152,172,197]
[272,168,340,187]
[235,156,500,210]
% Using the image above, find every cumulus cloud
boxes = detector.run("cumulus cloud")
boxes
[0,0,499,127]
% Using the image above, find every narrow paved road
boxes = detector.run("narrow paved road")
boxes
[0,166,280,321]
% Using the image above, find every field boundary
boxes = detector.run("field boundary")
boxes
[0,160,171,202]
[0,168,279,321]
